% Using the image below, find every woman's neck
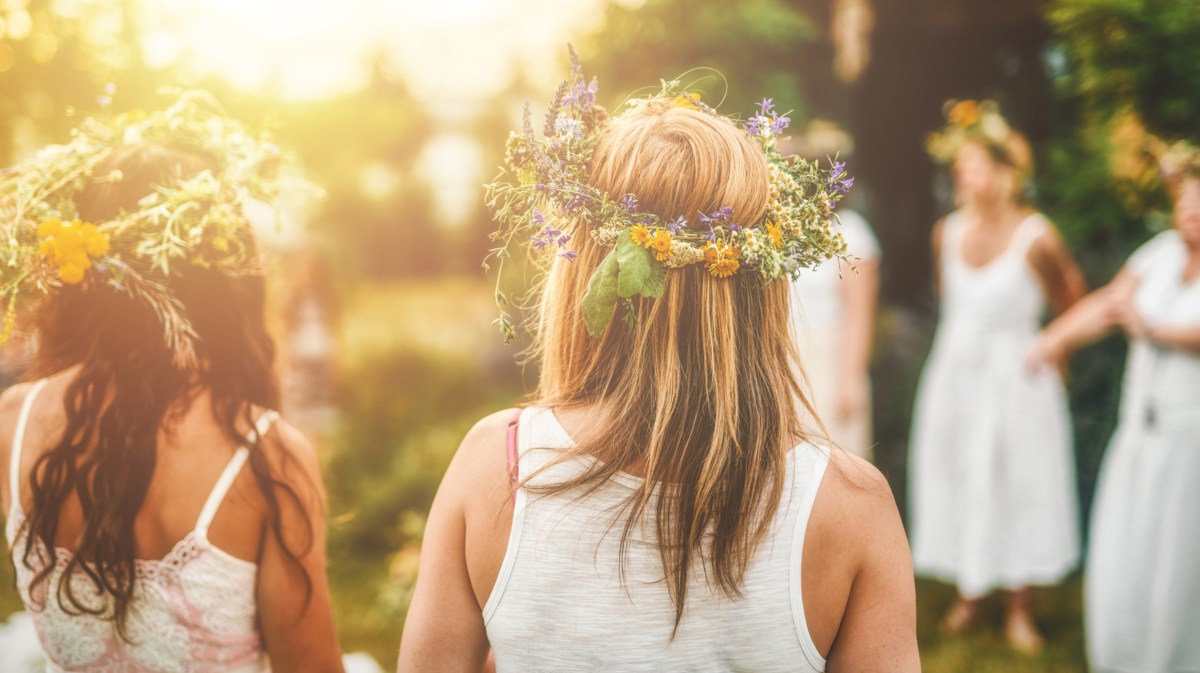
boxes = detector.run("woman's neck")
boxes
[961,195,1018,227]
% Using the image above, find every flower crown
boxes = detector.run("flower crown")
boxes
[926,99,1020,167]
[0,89,309,368]
[484,47,852,342]
[1151,137,1200,184]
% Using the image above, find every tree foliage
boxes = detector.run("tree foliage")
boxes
[1047,0,1200,144]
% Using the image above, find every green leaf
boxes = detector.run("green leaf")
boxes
[615,230,666,300]
[582,247,621,337]
[580,230,667,337]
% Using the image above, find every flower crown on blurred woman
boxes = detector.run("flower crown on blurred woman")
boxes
[0,89,306,368]
[485,47,853,342]
[926,99,1033,179]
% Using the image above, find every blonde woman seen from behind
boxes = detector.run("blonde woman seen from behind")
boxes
[398,63,918,673]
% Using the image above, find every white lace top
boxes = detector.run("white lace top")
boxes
[5,379,275,673]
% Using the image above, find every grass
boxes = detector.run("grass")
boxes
[916,577,1087,672]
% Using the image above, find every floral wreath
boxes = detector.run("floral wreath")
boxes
[1151,137,1200,184]
[484,47,853,342]
[0,89,309,368]
[926,99,1021,168]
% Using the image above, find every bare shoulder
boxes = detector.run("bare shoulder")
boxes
[444,408,520,500]
[0,381,38,439]
[931,215,950,250]
[1029,213,1069,253]
[809,450,906,562]
[260,417,320,480]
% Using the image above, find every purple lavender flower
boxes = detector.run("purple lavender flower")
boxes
[532,209,545,224]
[558,250,579,261]
[769,114,791,136]
[620,195,639,212]
[758,98,774,115]
[555,116,583,141]
[827,161,855,195]
[557,234,572,248]
[667,216,688,233]
[532,235,549,250]
[743,117,763,136]
[562,191,587,213]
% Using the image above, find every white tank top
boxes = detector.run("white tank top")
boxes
[484,407,830,673]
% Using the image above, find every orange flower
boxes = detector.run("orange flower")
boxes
[649,229,673,261]
[947,100,981,128]
[37,218,109,285]
[704,242,740,278]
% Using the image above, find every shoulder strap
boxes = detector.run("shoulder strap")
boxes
[942,212,968,266]
[195,410,279,536]
[1011,213,1049,258]
[506,409,521,504]
[9,379,50,512]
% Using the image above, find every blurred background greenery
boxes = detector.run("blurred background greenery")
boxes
[2,0,1196,669]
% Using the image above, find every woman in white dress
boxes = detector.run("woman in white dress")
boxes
[909,101,1086,651]
[786,121,880,459]
[790,208,880,459]
[1029,147,1200,673]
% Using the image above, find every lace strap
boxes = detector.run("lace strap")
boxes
[195,410,279,536]
[9,379,49,513]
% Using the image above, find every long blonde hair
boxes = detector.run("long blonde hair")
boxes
[529,100,817,627]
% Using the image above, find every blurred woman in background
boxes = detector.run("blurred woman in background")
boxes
[786,121,881,460]
[909,100,1086,652]
[1029,142,1200,673]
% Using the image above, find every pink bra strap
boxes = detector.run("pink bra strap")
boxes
[506,409,521,504]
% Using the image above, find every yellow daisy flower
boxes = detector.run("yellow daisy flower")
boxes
[649,229,673,261]
[630,224,653,247]
[766,222,785,248]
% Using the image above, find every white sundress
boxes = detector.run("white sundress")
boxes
[1086,230,1200,673]
[908,211,1080,598]
[789,209,881,459]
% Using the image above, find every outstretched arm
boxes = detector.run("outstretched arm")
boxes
[1028,269,1138,371]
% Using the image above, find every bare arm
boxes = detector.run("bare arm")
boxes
[836,258,879,417]
[397,412,514,673]
[1028,269,1139,371]
[1144,325,1200,355]
[1029,223,1087,316]
[257,422,345,673]
[816,455,920,673]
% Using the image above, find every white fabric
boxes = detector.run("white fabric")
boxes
[485,407,830,673]
[1087,230,1200,673]
[5,381,275,673]
[908,212,1080,597]
[789,210,880,459]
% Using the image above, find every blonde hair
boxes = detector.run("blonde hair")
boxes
[529,100,816,629]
